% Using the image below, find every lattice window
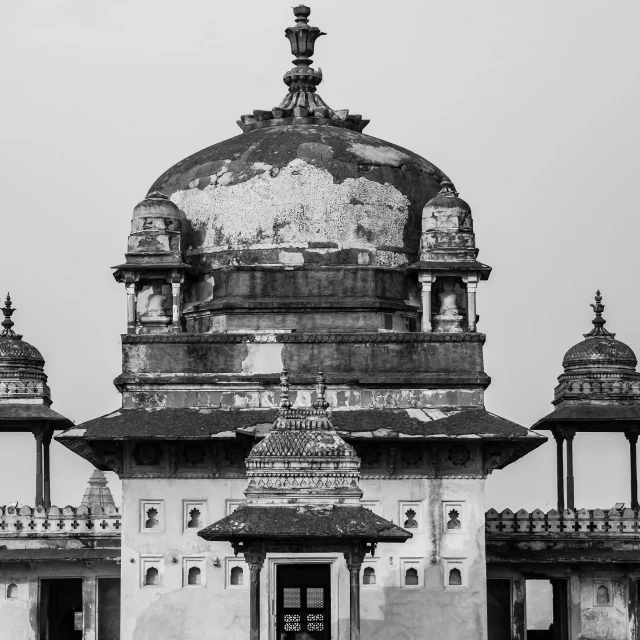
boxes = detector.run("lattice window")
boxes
[306,587,324,608]
[284,588,301,608]
[307,613,324,631]
[283,614,301,631]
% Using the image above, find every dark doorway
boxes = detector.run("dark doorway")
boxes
[526,579,568,640]
[277,564,330,640]
[98,578,121,640]
[487,579,511,640]
[40,579,83,640]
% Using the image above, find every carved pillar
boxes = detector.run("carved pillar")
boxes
[126,281,138,334]
[345,546,365,640]
[565,429,576,511]
[244,547,266,640]
[32,427,44,507]
[554,431,565,512]
[419,272,435,332]
[170,274,182,331]
[43,428,52,509]
[463,274,479,332]
[626,430,639,510]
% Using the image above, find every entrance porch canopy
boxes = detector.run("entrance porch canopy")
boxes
[199,503,411,640]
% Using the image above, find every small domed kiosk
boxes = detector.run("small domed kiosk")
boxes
[0,294,72,507]
[534,291,640,510]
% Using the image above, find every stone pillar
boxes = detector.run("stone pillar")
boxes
[171,277,182,331]
[565,430,576,511]
[554,431,565,512]
[626,430,639,510]
[345,546,365,640]
[32,427,44,507]
[463,274,479,332]
[244,548,266,640]
[512,577,526,640]
[418,272,435,332]
[43,428,52,509]
[126,282,138,334]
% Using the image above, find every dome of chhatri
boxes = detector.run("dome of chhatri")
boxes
[147,6,449,269]
[562,291,637,371]
[0,294,44,366]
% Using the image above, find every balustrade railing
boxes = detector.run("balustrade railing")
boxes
[0,504,121,536]
[486,507,640,535]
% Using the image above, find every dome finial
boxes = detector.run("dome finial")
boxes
[279,367,292,412]
[1,294,22,339]
[438,179,459,197]
[584,290,615,338]
[313,368,329,412]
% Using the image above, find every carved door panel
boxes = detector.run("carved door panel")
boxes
[277,564,330,640]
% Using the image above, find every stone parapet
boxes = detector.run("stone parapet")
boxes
[486,507,640,536]
[0,503,121,536]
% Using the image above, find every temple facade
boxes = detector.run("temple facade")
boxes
[1,5,640,640]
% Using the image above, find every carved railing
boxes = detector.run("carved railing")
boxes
[0,504,121,536]
[486,508,640,535]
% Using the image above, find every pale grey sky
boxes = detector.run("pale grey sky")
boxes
[1,0,638,511]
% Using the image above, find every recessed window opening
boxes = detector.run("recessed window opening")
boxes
[405,567,419,586]
[188,567,201,585]
[526,579,568,640]
[6,583,18,598]
[447,509,461,530]
[145,508,159,529]
[187,508,201,528]
[363,567,376,585]
[448,568,462,586]
[145,567,159,586]
[230,566,244,586]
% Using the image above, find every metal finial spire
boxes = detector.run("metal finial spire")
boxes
[1,293,21,339]
[313,368,329,412]
[584,290,615,338]
[279,367,292,412]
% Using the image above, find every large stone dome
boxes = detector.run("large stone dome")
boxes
[149,125,448,269]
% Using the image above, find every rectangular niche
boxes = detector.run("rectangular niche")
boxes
[399,501,423,533]
[400,558,423,589]
[140,500,164,533]
[442,501,465,534]
[183,500,207,535]
[360,500,382,517]
[226,558,248,589]
[593,580,613,607]
[443,559,466,590]
[361,559,379,588]
[140,555,164,588]
[183,556,206,588]
[226,499,245,516]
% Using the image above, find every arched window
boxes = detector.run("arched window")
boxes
[6,583,18,599]
[230,566,244,586]
[597,585,610,604]
[405,567,419,586]
[363,567,376,585]
[145,508,159,529]
[188,567,201,585]
[448,568,462,586]
[145,567,159,586]
[447,509,461,530]
[187,509,201,529]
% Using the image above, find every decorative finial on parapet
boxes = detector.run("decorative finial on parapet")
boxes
[279,368,292,412]
[584,290,615,338]
[313,369,329,412]
[1,294,21,339]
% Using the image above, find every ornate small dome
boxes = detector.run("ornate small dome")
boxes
[420,180,477,262]
[0,294,44,366]
[562,291,637,371]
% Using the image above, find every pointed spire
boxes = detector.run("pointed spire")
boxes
[584,290,615,338]
[1,294,22,339]
[81,469,116,509]
[279,367,292,412]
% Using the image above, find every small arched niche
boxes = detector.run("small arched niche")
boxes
[405,567,419,586]
[363,567,376,585]
[448,568,462,586]
[6,583,18,599]
[145,567,159,586]
[596,584,610,605]
[230,566,244,586]
[188,567,201,585]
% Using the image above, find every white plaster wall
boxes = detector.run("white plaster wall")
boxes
[578,576,629,640]
[121,476,487,640]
